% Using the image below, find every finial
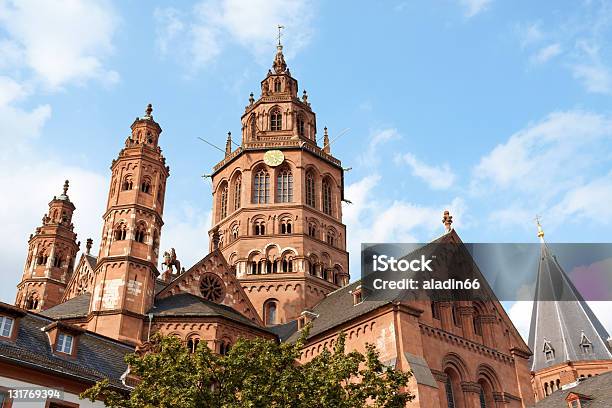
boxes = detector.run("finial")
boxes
[272,26,287,74]
[323,127,330,153]
[86,238,93,255]
[145,103,153,118]
[212,226,220,250]
[442,210,453,232]
[225,132,232,157]
[62,180,69,195]
[249,92,254,105]
[302,89,308,103]
[535,215,545,241]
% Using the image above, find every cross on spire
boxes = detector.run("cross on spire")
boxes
[63,180,69,195]
[535,215,545,240]
[277,25,285,46]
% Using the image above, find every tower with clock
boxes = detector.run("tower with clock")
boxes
[208,40,350,326]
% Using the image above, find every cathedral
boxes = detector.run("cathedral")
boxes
[1,43,610,408]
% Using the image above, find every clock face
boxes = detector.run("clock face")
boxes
[263,150,285,167]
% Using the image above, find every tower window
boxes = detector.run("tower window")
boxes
[277,169,293,203]
[114,223,127,241]
[270,109,282,131]
[306,171,315,207]
[232,225,239,240]
[280,219,292,234]
[122,176,133,191]
[37,254,48,265]
[56,332,73,354]
[233,175,241,210]
[26,293,39,310]
[254,220,266,236]
[52,254,62,268]
[0,316,14,338]
[274,79,281,93]
[219,340,232,356]
[326,230,336,246]
[253,169,270,204]
[322,179,332,216]
[220,185,228,220]
[141,178,152,194]
[281,257,293,273]
[431,301,441,320]
[187,337,200,353]
[264,300,278,325]
[134,224,146,243]
[249,114,257,139]
[297,115,305,137]
[308,222,317,237]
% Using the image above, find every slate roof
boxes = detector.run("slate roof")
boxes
[41,293,91,319]
[268,320,299,342]
[531,371,612,408]
[85,254,97,269]
[0,302,133,390]
[150,293,269,332]
[528,243,612,371]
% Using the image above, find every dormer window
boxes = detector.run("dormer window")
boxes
[543,340,555,362]
[351,286,363,305]
[0,316,14,338]
[56,332,73,354]
[580,332,592,355]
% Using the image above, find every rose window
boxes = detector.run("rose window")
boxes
[200,273,225,303]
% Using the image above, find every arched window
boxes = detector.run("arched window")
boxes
[232,225,239,240]
[37,253,48,265]
[431,301,441,320]
[308,259,317,276]
[264,300,278,325]
[322,179,332,216]
[270,109,282,131]
[26,293,39,310]
[220,184,228,220]
[114,223,127,241]
[277,169,293,203]
[233,175,241,210]
[187,337,200,353]
[473,312,483,336]
[52,254,62,268]
[274,78,281,93]
[281,257,293,273]
[326,229,336,247]
[306,171,315,207]
[134,224,146,243]
[297,115,305,137]
[308,222,317,237]
[253,169,270,204]
[250,114,257,139]
[254,220,266,236]
[141,178,152,194]
[445,376,455,408]
[122,175,133,191]
[219,340,231,356]
[280,219,292,234]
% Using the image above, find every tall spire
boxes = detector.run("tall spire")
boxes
[528,229,612,374]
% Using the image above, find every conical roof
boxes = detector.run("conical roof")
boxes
[528,228,612,371]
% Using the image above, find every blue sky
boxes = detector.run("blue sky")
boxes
[1,0,612,339]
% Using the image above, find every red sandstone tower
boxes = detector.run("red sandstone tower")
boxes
[87,104,169,344]
[209,42,350,325]
[15,181,80,311]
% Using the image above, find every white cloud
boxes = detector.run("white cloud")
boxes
[516,22,544,49]
[395,153,456,190]
[343,174,466,279]
[459,0,492,18]
[529,43,562,65]
[154,0,314,71]
[473,111,612,229]
[357,128,401,167]
[570,62,612,94]
[0,0,119,89]
[159,204,212,272]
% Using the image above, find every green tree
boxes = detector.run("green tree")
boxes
[82,331,413,408]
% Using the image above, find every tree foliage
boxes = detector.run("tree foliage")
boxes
[82,331,413,408]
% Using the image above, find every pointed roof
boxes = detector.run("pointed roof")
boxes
[528,223,612,372]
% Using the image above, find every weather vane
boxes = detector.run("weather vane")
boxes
[277,24,285,46]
